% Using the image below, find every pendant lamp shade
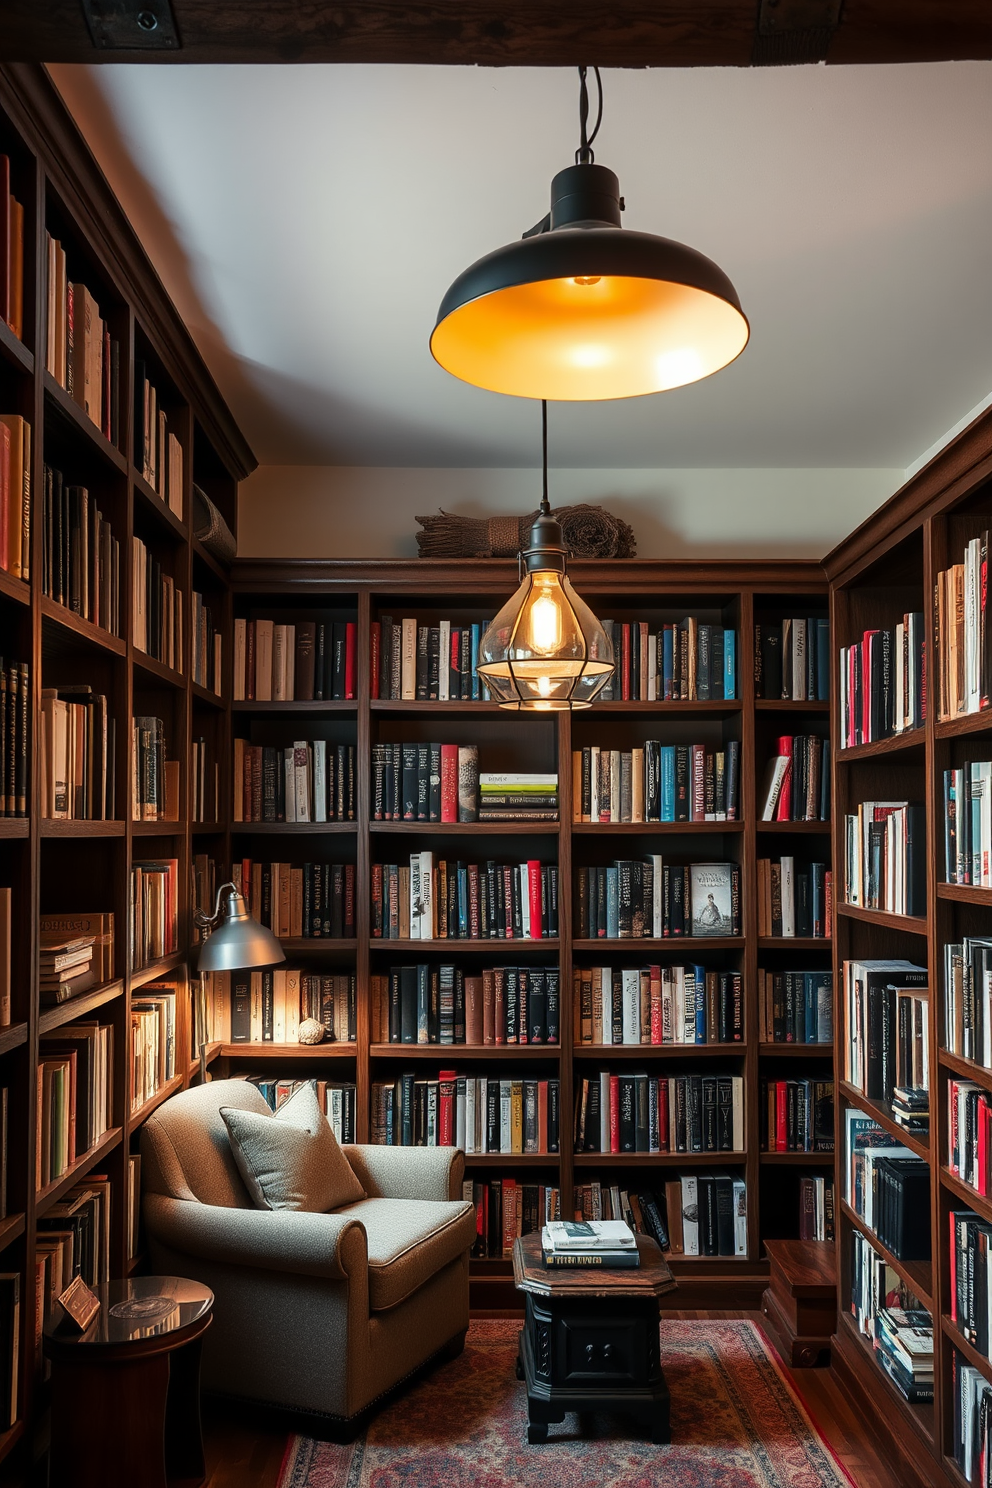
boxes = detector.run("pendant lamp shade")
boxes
[431,162,749,402]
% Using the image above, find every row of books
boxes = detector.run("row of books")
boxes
[44,234,122,445]
[574,1072,744,1155]
[372,855,557,941]
[371,747,555,826]
[0,161,24,343]
[370,964,559,1046]
[234,739,356,823]
[228,969,357,1044]
[936,535,992,720]
[245,1076,357,1144]
[464,1178,560,1259]
[370,1073,560,1152]
[190,738,219,825]
[945,936,992,1064]
[41,685,114,822]
[231,860,357,940]
[0,660,28,817]
[951,1209,992,1359]
[842,958,929,1104]
[759,1078,834,1153]
[798,1174,835,1242]
[36,1176,112,1376]
[130,985,176,1111]
[948,1079,992,1198]
[839,614,925,747]
[132,715,179,822]
[130,859,178,971]
[759,734,830,822]
[573,964,744,1046]
[944,761,992,887]
[131,535,183,669]
[574,859,741,939]
[373,617,491,702]
[233,618,356,702]
[135,364,183,517]
[39,912,114,1005]
[572,741,740,824]
[851,1230,932,1404]
[753,617,830,701]
[192,591,223,695]
[756,857,832,938]
[757,968,833,1044]
[952,1349,992,1482]
[603,619,736,702]
[0,414,30,582]
[844,1109,930,1261]
[37,1022,114,1187]
[843,800,926,917]
[42,467,121,636]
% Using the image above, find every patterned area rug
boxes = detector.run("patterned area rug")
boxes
[278,1319,854,1488]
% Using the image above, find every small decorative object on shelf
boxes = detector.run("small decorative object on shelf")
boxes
[298,1017,324,1045]
[415,503,636,561]
[55,1275,100,1335]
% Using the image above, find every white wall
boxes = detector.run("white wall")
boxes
[237,466,904,561]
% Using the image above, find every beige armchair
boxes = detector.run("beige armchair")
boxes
[140,1080,474,1431]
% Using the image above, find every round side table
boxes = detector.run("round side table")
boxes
[44,1275,213,1488]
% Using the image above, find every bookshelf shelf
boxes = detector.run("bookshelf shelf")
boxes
[573,1043,745,1059]
[755,699,830,712]
[836,729,926,762]
[42,371,128,474]
[758,1042,834,1057]
[839,1199,933,1311]
[592,700,744,714]
[0,1024,27,1058]
[185,1044,223,1082]
[279,938,357,953]
[938,1048,992,1091]
[934,711,992,741]
[35,1127,124,1218]
[219,1042,357,1060]
[463,1154,559,1167]
[370,1043,560,1060]
[836,1311,935,1443]
[232,700,357,714]
[936,882,992,906]
[0,1215,25,1256]
[127,1073,187,1132]
[755,819,831,834]
[370,700,501,715]
[191,683,225,710]
[132,471,188,540]
[39,595,127,658]
[757,936,832,950]
[39,820,125,838]
[570,820,743,835]
[231,822,358,835]
[0,821,28,840]
[573,1150,746,1167]
[132,652,185,690]
[368,821,559,837]
[838,1080,931,1161]
[759,1150,835,1165]
[939,1165,992,1225]
[131,820,186,836]
[38,980,123,1035]
[130,951,187,990]
[369,938,558,953]
[0,570,30,608]
[192,538,229,585]
[941,1314,992,1389]
[572,936,746,950]
[836,903,928,935]
[0,318,33,374]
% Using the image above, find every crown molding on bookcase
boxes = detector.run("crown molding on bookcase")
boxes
[0,62,256,484]
[822,400,992,587]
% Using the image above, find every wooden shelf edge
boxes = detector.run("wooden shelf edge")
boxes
[570,820,743,834]
[942,1313,992,1387]
[572,1042,746,1058]
[132,650,184,689]
[39,979,124,1035]
[132,470,188,540]
[39,594,126,656]
[369,1043,561,1059]
[128,1072,186,1131]
[838,1080,931,1160]
[219,1041,357,1059]
[837,902,928,935]
[935,710,992,741]
[573,1150,746,1166]
[0,1022,28,1057]
[369,938,556,952]
[0,819,28,838]
[836,728,926,761]
[0,1214,25,1255]
[43,370,128,472]
[938,882,992,906]
[130,951,185,991]
[35,1127,123,1217]
[838,1199,933,1310]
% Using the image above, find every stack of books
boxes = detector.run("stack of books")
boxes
[478,773,558,822]
[873,1306,934,1404]
[541,1218,640,1268]
[39,933,97,1006]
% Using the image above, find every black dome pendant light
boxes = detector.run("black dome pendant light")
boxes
[430,67,749,402]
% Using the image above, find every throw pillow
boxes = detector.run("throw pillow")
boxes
[221,1082,365,1212]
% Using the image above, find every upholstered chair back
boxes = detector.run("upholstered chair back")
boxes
[141,1079,272,1208]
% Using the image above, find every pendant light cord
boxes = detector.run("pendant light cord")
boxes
[541,399,549,515]
[576,66,603,165]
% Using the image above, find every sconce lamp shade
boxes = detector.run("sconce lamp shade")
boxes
[196,885,285,973]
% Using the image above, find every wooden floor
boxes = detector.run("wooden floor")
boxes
[201,1309,898,1488]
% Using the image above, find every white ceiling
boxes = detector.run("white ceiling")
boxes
[52,60,992,470]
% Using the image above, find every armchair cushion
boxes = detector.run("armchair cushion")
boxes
[221,1082,365,1213]
[339,1196,476,1311]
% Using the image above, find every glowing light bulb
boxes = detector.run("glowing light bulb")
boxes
[536,674,553,698]
[572,276,601,287]
[529,590,562,654]
[571,344,611,368]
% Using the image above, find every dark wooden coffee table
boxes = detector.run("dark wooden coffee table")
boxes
[512,1232,677,1444]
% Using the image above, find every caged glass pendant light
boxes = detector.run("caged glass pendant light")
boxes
[430,66,749,402]
[477,403,614,711]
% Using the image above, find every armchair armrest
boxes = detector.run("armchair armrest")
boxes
[342,1145,465,1202]
[144,1193,367,1280]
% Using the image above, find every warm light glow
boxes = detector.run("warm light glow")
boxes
[536,674,553,697]
[528,588,564,653]
[573,276,601,287]
[431,274,748,401]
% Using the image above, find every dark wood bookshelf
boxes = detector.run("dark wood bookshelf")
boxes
[825,395,992,1484]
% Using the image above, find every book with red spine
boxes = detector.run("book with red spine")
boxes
[369,622,380,699]
[658,1077,670,1151]
[774,735,794,821]
[370,863,383,936]
[344,622,356,699]
[621,623,631,700]
[978,1097,988,1196]
[775,1081,788,1151]
[649,966,663,1044]
[438,1069,456,1146]
[527,860,543,939]
[482,968,495,1044]
[493,967,505,1045]
[440,745,459,823]
[501,1178,518,1258]
[537,1080,548,1155]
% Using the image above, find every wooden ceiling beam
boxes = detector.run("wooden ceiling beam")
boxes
[1,0,989,67]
